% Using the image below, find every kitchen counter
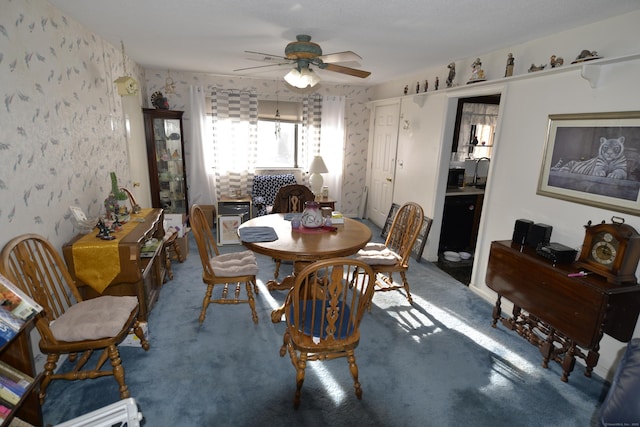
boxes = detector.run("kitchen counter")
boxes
[445,186,485,196]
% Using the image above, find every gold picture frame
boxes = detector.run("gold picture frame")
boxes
[537,111,640,215]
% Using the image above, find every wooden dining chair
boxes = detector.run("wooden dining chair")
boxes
[271,184,316,279]
[0,233,149,403]
[280,258,375,408]
[190,204,259,324]
[271,184,315,214]
[354,202,425,304]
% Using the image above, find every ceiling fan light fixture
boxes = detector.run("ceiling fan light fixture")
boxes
[284,66,320,88]
[301,67,320,87]
[284,68,302,86]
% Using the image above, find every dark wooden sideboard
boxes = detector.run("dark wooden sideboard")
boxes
[63,208,166,322]
[486,240,640,382]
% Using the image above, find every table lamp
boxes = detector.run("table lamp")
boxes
[308,155,328,196]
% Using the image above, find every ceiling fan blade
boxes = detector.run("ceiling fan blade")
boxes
[322,63,371,78]
[234,62,291,72]
[318,51,362,63]
[244,51,289,62]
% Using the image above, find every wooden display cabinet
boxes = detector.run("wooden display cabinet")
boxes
[143,109,189,215]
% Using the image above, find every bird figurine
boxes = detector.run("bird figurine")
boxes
[550,55,564,68]
[528,63,547,73]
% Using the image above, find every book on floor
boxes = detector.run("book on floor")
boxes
[0,273,43,321]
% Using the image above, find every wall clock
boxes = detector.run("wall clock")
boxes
[575,217,640,285]
[114,76,139,96]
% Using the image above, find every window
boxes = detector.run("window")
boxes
[256,119,300,167]
[257,99,303,168]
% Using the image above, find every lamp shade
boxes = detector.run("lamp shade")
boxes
[309,155,328,174]
[308,155,328,195]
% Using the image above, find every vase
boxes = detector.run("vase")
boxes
[300,201,323,228]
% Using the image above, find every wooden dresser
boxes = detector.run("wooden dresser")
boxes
[486,240,640,382]
[63,208,166,322]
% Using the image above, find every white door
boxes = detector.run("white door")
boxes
[367,102,399,227]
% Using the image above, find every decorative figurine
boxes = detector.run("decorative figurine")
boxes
[416,81,420,94]
[96,219,115,240]
[435,77,439,90]
[404,85,408,95]
[528,63,546,73]
[571,49,601,64]
[467,58,486,84]
[151,91,170,109]
[505,53,514,77]
[550,55,564,68]
[446,62,456,87]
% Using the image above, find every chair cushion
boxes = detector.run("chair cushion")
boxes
[210,250,258,276]
[289,300,353,340]
[50,296,138,341]
[354,243,400,265]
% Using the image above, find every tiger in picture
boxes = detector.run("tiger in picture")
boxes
[551,136,627,179]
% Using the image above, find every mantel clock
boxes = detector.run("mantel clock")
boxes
[576,217,640,285]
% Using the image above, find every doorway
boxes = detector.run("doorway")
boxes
[437,94,500,285]
[367,101,400,227]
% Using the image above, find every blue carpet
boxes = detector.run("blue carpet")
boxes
[43,220,609,426]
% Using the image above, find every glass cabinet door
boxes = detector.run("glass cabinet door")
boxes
[143,109,188,214]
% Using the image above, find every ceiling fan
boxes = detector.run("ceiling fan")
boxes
[235,34,371,88]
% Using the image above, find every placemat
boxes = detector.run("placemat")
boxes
[239,226,279,242]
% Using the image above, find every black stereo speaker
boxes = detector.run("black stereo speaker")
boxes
[526,223,553,248]
[512,219,533,245]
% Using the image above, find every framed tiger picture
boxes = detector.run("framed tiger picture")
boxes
[537,111,640,215]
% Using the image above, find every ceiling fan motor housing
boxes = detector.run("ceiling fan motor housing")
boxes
[285,34,322,60]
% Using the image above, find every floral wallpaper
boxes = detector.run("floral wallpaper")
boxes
[0,0,372,255]
[0,0,144,250]
[143,70,372,216]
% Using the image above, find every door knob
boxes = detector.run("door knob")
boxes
[386,178,392,182]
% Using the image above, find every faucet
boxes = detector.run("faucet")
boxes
[473,157,490,186]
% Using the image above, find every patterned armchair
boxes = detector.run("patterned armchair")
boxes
[251,174,297,216]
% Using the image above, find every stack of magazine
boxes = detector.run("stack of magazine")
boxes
[0,273,43,346]
[0,273,42,422]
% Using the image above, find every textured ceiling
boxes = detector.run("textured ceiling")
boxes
[49,0,640,86]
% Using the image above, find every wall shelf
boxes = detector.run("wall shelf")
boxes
[402,52,640,103]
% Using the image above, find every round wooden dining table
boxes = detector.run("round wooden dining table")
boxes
[239,213,372,321]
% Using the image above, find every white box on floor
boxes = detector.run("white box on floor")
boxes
[119,322,149,347]
[164,213,187,237]
[55,397,143,426]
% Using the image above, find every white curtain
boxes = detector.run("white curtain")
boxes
[455,102,499,160]
[187,86,215,206]
[301,95,323,185]
[320,96,345,209]
[211,90,258,199]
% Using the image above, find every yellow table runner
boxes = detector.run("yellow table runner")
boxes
[72,209,153,293]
